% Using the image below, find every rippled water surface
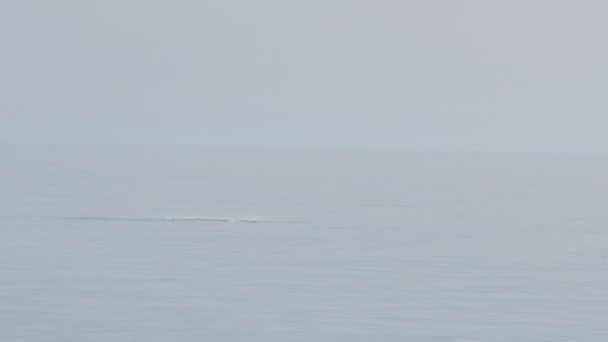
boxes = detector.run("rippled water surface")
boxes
[2,144,608,341]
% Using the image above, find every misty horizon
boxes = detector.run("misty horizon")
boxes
[2,1,608,153]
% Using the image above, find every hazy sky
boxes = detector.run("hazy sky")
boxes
[2,1,607,152]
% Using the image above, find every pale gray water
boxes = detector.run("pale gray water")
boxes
[2,144,608,341]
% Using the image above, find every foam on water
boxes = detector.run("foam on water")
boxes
[38,215,267,223]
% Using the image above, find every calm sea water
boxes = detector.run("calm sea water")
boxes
[2,144,608,341]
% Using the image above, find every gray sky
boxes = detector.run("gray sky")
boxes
[1,1,607,152]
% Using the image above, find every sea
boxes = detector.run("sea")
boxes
[2,143,608,341]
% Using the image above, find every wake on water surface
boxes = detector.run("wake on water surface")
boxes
[35,216,273,223]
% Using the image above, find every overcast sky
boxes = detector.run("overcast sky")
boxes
[1,1,607,152]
